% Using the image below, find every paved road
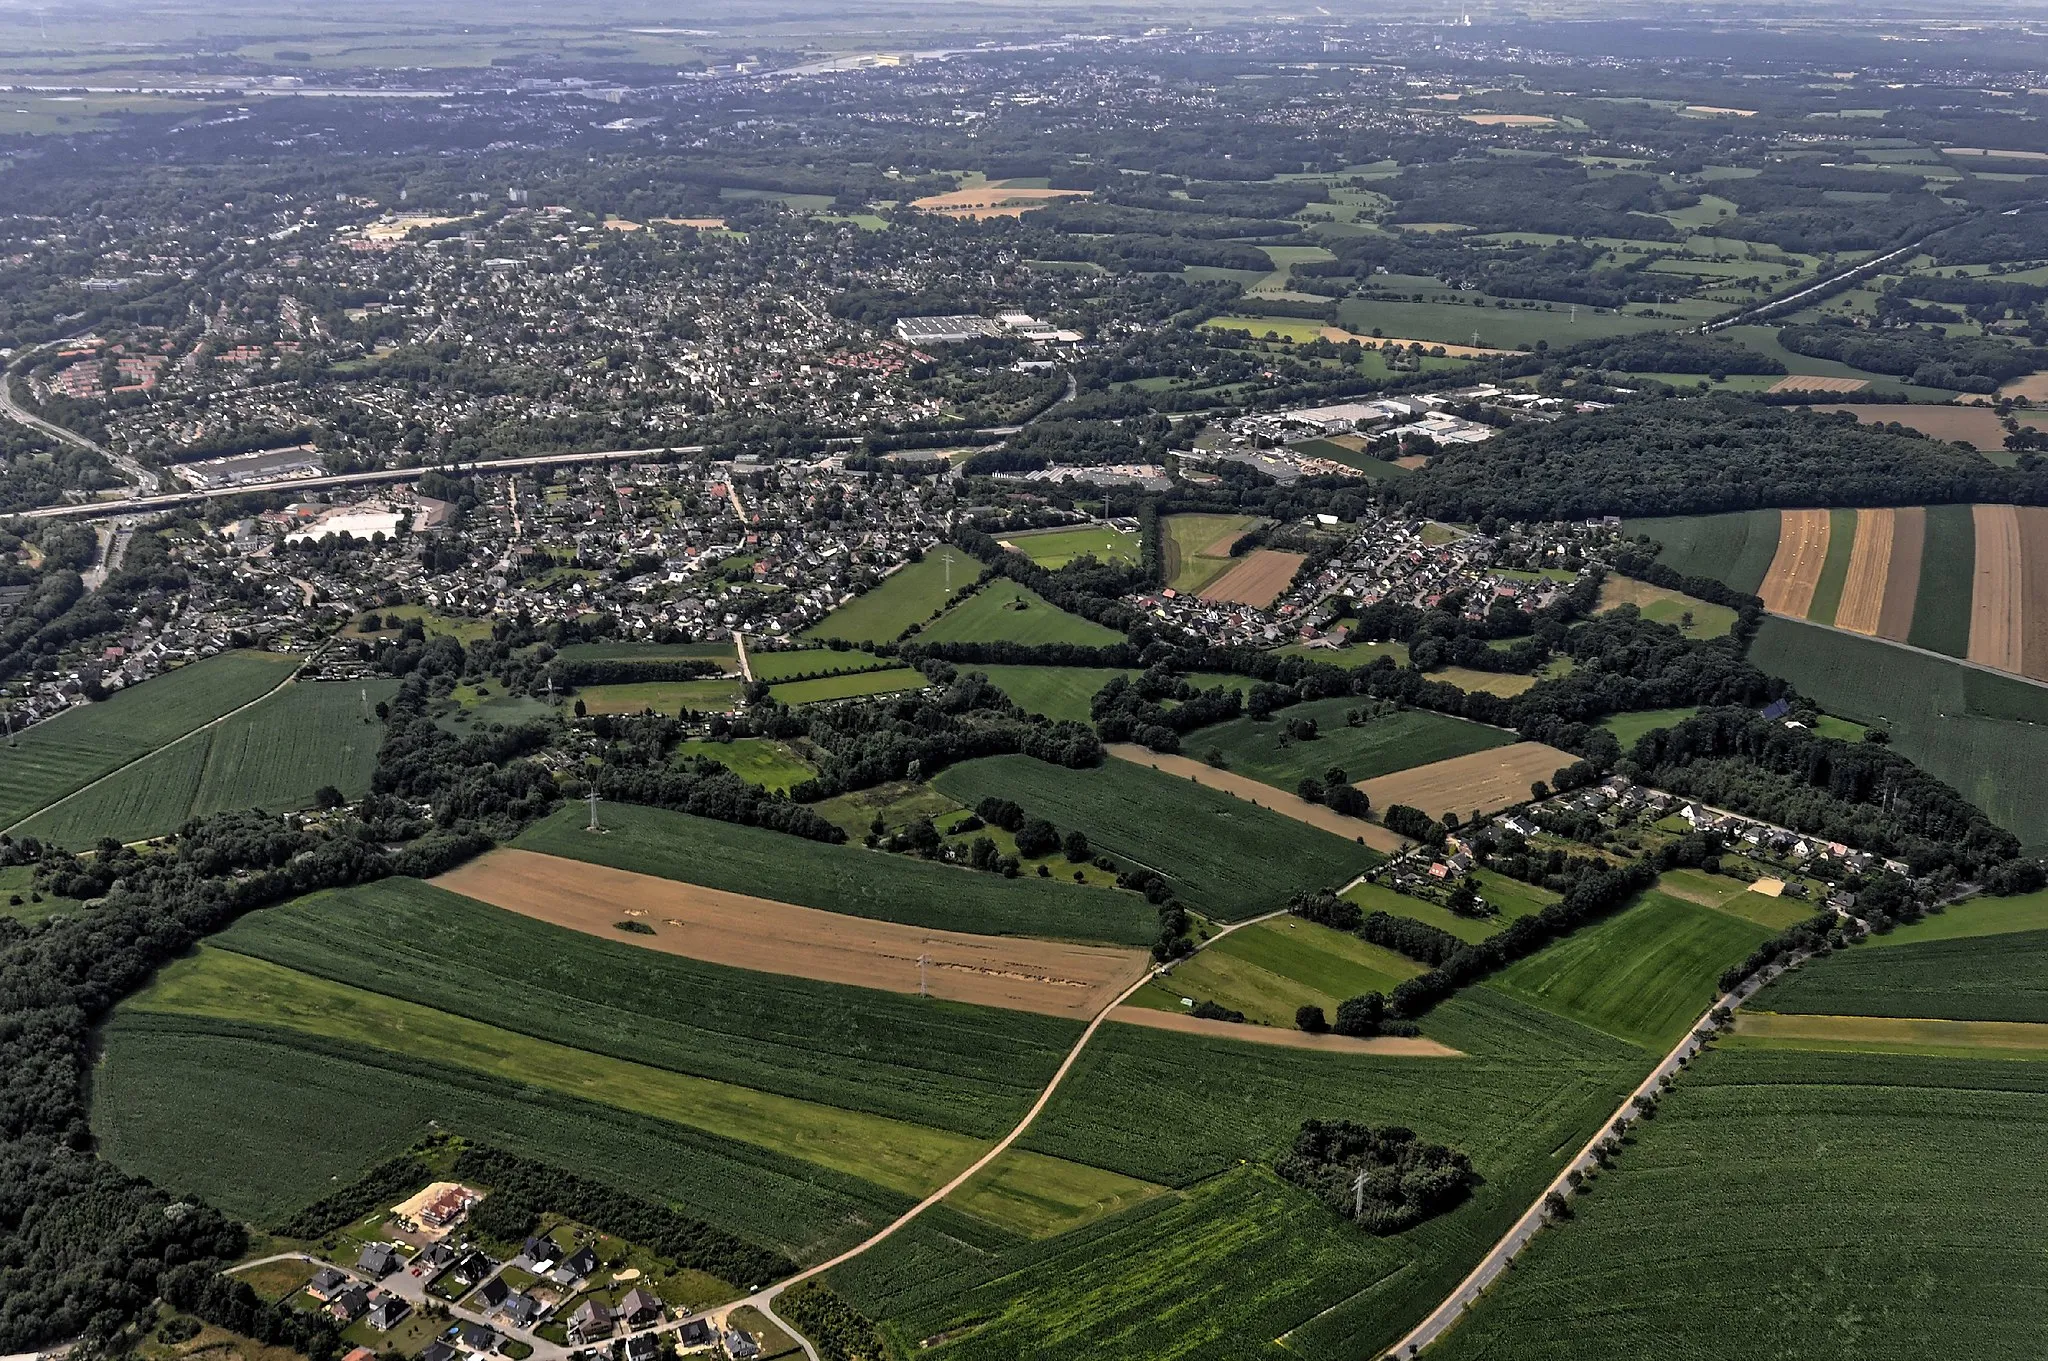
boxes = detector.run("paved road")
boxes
[0,380,159,493]
[1383,948,1811,1357]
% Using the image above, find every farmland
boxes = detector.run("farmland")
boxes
[215,877,1084,1137]
[931,755,1380,920]
[975,665,1137,722]
[557,640,738,666]
[1595,577,1736,638]
[767,669,925,705]
[1190,698,1514,789]
[512,801,1158,945]
[1731,1011,2048,1060]
[1488,891,1774,1049]
[673,737,815,790]
[1860,888,2048,946]
[577,678,744,714]
[1428,1047,2048,1360]
[1747,618,2048,850]
[1600,706,1700,749]
[1198,549,1304,608]
[800,546,978,644]
[432,849,1149,1018]
[1357,741,1578,822]
[915,580,1125,647]
[1105,746,1407,853]
[1621,510,1779,595]
[1000,524,1140,569]
[1755,927,2048,1024]
[1807,402,2013,450]
[1131,916,1424,1028]
[1160,514,1258,594]
[15,679,396,848]
[743,649,896,683]
[0,651,299,832]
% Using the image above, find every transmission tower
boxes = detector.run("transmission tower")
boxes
[1352,1167,1371,1221]
[918,951,930,998]
[586,788,602,832]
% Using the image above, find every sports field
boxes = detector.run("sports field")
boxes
[976,665,1137,722]
[1189,698,1514,789]
[1000,524,1140,569]
[1488,890,1773,1049]
[801,546,979,644]
[0,650,299,832]
[433,848,1150,1018]
[513,801,1157,945]
[1428,1046,2048,1360]
[1160,514,1258,594]
[916,580,1125,647]
[1358,741,1578,823]
[15,679,396,848]
[931,755,1381,920]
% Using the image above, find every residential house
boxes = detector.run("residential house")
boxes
[619,1287,663,1327]
[356,1243,401,1278]
[724,1328,761,1360]
[327,1285,370,1324]
[501,1293,541,1330]
[342,1348,376,1361]
[306,1267,350,1302]
[520,1235,559,1269]
[569,1299,615,1341]
[676,1319,713,1349]
[553,1246,599,1285]
[367,1294,411,1331]
[475,1276,511,1309]
[451,1251,495,1288]
[456,1322,500,1355]
[624,1335,661,1361]
[416,1243,458,1277]
[420,1343,458,1361]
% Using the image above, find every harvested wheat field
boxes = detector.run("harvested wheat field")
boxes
[1999,371,2048,403]
[1759,509,1832,617]
[1108,1006,1460,1055]
[1315,326,1510,358]
[1198,549,1305,608]
[1877,506,1925,641]
[1106,745,1407,853]
[1834,508,1896,636]
[433,848,1149,1018]
[1358,741,1577,821]
[2021,507,2048,680]
[1969,504,2026,674]
[909,186,1088,219]
[1808,404,2009,451]
[1460,113,1557,126]
[1767,375,1867,395]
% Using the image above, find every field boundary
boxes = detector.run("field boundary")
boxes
[2,656,309,838]
[1104,744,1407,852]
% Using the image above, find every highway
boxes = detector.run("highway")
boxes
[0,381,160,495]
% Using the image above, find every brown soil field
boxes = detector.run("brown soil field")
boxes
[1198,549,1305,608]
[2020,506,2048,681]
[1106,745,1407,853]
[1834,507,1896,635]
[1998,372,2048,403]
[1759,509,1832,617]
[1108,1006,1461,1055]
[1357,741,1579,821]
[1393,454,1432,470]
[1969,504,2026,674]
[1201,531,1252,558]
[1460,113,1557,126]
[910,187,1088,219]
[1807,403,2009,451]
[1877,506,1925,641]
[649,217,727,229]
[1315,326,1510,358]
[433,849,1149,1019]
[1768,375,1867,394]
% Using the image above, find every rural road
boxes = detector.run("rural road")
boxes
[1383,947,1812,1357]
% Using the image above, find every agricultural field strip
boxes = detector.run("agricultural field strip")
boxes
[1969,504,2026,673]
[1734,1010,2048,1057]
[1385,939,1815,1357]
[2024,507,2048,681]
[434,849,1150,1019]
[2,657,305,835]
[1107,745,1408,853]
[1758,508,1830,618]
[1833,507,1893,636]
[1357,742,1579,821]
[131,945,1151,1218]
[1877,505,1925,641]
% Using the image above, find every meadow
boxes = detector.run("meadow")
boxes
[1343,873,1557,945]
[556,640,738,666]
[1859,888,2048,946]
[743,649,897,682]
[1619,510,1780,594]
[0,650,298,831]
[1595,577,1738,638]
[672,737,816,791]
[1001,524,1140,569]
[1748,618,2048,850]
[513,802,1158,945]
[15,678,394,848]
[1756,927,2048,1024]
[1190,698,1514,789]
[1488,891,1773,1050]
[973,665,1137,723]
[931,755,1381,920]
[1131,916,1424,1027]
[1429,1047,2048,1360]
[801,546,978,644]
[1160,514,1258,593]
[1334,296,1677,348]
[767,669,926,705]
[577,678,744,714]
[218,877,1077,1138]
[1599,706,1700,749]
[915,580,1125,647]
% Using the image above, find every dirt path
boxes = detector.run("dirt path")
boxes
[1877,506,1925,641]
[2019,507,2048,682]
[734,631,754,682]
[433,849,1150,1019]
[1105,745,1406,853]
[1759,509,1831,617]
[1968,503,2025,673]
[1833,507,1894,636]
[1107,1005,1461,1055]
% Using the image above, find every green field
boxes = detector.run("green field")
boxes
[1190,699,1514,790]
[1273,640,1410,668]
[513,802,1157,945]
[15,677,391,848]
[1758,927,2048,1024]
[744,649,896,683]
[1596,579,1739,638]
[1341,877,1527,945]
[916,580,1125,648]
[1132,916,1424,1027]
[1910,503,1976,657]
[1748,617,2048,850]
[933,755,1380,920]
[830,990,1646,1360]
[556,640,738,666]
[215,878,1079,1138]
[1807,507,1860,625]
[767,669,926,705]
[1429,1047,2048,1360]
[673,738,815,791]
[1489,891,1774,1049]
[1600,706,1701,749]
[1002,525,1140,569]
[1291,437,1410,479]
[974,666,1138,723]
[801,547,978,645]
[1619,510,1779,595]
[1862,888,2048,946]
[1161,514,1258,594]
[579,678,745,714]
[1335,297,1679,348]
[0,651,299,832]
